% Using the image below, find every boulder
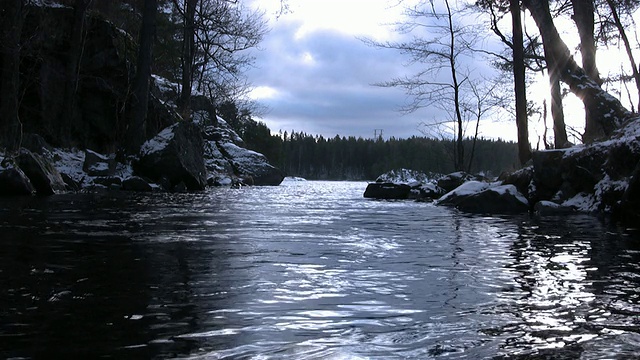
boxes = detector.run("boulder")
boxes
[617,159,640,223]
[83,149,115,176]
[364,182,411,199]
[17,149,66,195]
[532,147,604,203]
[437,181,492,206]
[122,176,153,192]
[0,166,36,196]
[499,166,533,198]
[454,185,530,214]
[415,183,446,200]
[134,122,207,191]
[219,142,284,186]
[437,171,475,193]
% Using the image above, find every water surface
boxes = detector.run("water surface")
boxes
[2,180,640,359]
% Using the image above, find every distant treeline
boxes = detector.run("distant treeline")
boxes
[219,102,521,181]
[271,132,520,180]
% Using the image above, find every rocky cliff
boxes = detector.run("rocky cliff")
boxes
[0,3,284,195]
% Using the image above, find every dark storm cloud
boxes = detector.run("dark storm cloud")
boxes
[246,22,429,139]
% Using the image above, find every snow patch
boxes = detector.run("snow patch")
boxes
[375,168,437,184]
[562,192,597,212]
[28,0,68,8]
[438,181,491,203]
[140,124,177,156]
[489,184,529,205]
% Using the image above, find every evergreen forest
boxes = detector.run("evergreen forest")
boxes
[218,102,519,180]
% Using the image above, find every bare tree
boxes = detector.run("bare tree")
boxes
[171,0,267,120]
[603,0,640,113]
[127,0,158,155]
[367,0,490,171]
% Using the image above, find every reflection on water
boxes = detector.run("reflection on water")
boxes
[1,181,640,359]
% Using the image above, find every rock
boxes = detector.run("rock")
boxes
[437,171,475,193]
[122,176,153,192]
[83,149,115,176]
[0,166,36,196]
[499,166,533,198]
[135,122,207,191]
[453,185,530,214]
[17,149,66,195]
[414,183,446,200]
[60,173,81,192]
[219,142,284,186]
[364,182,411,199]
[437,181,492,206]
[532,148,603,202]
[93,176,122,188]
[203,139,236,184]
[375,168,436,184]
[534,200,576,215]
[442,185,529,214]
[617,159,640,223]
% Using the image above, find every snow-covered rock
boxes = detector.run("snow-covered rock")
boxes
[366,169,445,200]
[17,148,67,195]
[375,168,438,184]
[219,142,284,186]
[134,122,207,191]
[438,183,529,214]
[437,171,479,193]
[83,149,115,176]
[437,181,492,205]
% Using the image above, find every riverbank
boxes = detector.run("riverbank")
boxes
[364,116,640,224]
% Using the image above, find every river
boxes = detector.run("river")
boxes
[1,180,640,359]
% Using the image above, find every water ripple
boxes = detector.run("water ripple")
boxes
[2,182,640,359]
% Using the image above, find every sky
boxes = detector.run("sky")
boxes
[244,0,523,142]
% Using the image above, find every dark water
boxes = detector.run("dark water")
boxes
[2,180,640,359]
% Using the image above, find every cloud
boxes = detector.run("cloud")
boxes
[247,21,432,139]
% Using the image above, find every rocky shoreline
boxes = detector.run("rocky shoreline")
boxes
[0,114,284,197]
[364,118,640,224]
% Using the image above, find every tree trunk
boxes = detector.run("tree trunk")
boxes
[127,0,157,155]
[511,0,532,164]
[179,0,197,121]
[444,0,464,171]
[549,74,569,148]
[604,0,640,113]
[524,0,631,142]
[571,0,602,137]
[571,0,600,84]
[60,0,90,147]
[0,0,24,155]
